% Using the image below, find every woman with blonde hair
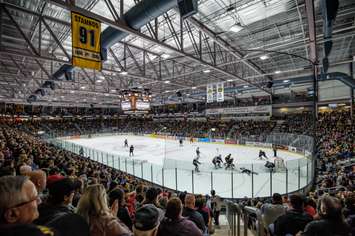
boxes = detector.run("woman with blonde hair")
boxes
[77,184,132,236]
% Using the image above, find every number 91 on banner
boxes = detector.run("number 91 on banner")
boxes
[71,12,101,70]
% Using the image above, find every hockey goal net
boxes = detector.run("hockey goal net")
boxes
[274,157,286,171]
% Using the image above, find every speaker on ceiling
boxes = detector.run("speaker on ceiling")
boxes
[178,0,198,19]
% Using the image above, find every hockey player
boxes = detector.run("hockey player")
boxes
[179,138,183,147]
[212,154,223,169]
[124,139,128,147]
[225,154,235,170]
[190,137,194,143]
[196,147,200,158]
[224,154,232,163]
[258,150,268,160]
[79,147,84,156]
[193,157,201,172]
[240,167,258,176]
[129,145,134,156]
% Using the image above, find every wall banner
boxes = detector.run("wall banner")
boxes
[206,84,214,103]
[216,82,224,102]
[71,12,102,70]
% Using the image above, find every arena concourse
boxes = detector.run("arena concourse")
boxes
[0,0,354,236]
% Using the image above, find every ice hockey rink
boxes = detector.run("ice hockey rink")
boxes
[67,135,311,198]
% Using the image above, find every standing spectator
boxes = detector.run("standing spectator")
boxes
[273,193,312,236]
[182,194,206,233]
[77,184,132,236]
[157,197,202,236]
[0,175,40,225]
[301,196,351,236]
[211,190,222,228]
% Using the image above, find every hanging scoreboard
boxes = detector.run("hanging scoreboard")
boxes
[71,12,101,70]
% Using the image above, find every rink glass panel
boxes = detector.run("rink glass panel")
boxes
[48,133,315,199]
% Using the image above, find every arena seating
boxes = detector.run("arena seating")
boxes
[0,109,354,235]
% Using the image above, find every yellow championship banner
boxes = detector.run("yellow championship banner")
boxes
[71,12,101,70]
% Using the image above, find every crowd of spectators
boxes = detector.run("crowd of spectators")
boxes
[316,111,354,193]
[0,108,354,235]
[0,125,226,236]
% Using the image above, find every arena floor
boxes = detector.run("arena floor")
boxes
[67,135,311,198]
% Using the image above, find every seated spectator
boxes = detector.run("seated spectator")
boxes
[303,197,316,217]
[108,188,133,230]
[301,196,351,236]
[0,176,40,225]
[19,164,32,176]
[133,204,160,236]
[195,194,213,234]
[142,187,165,221]
[182,194,206,233]
[261,193,286,229]
[28,170,47,199]
[46,168,63,186]
[34,178,75,225]
[273,193,312,236]
[157,197,202,236]
[77,184,132,236]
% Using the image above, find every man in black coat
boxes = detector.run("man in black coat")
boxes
[273,193,312,236]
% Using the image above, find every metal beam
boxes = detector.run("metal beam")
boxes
[187,17,270,78]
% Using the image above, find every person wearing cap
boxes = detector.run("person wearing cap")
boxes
[34,178,75,225]
[157,197,203,236]
[133,205,160,236]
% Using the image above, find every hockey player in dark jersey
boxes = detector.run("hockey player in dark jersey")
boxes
[193,157,201,172]
[129,145,134,156]
[124,139,128,147]
[212,154,223,169]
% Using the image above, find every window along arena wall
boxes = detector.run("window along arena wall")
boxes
[49,132,315,198]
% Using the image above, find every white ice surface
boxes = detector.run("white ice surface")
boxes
[67,135,311,198]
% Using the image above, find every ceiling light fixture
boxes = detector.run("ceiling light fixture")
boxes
[191,86,197,89]
[275,70,281,74]
[162,54,170,59]
[283,80,290,83]
[120,71,128,75]
[260,55,269,60]
[203,69,211,73]
[227,79,233,82]
[243,85,249,88]
[164,80,170,84]
[96,79,103,83]
[80,86,86,89]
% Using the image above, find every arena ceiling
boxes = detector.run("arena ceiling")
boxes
[0,0,354,107]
